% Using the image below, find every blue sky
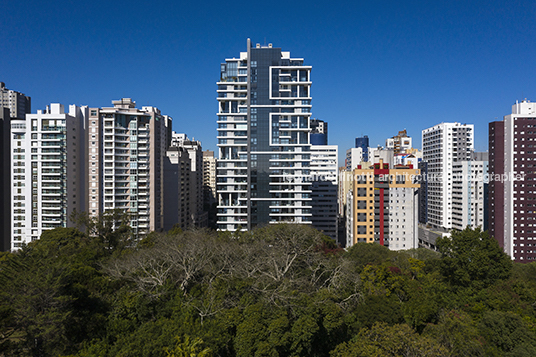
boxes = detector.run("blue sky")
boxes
[2,0,536,164]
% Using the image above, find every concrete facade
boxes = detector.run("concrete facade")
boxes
[422,122,474,229]
[310,144,338,240]
[86,99,172,238]
[10,104,87,250]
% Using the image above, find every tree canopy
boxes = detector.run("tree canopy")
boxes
[0,225,531,357]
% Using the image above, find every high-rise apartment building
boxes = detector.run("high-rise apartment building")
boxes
[346,160,420,250]
[489,100,536,262]
[168,132,207,228]
[418,161,429,224]
[1,107,11,251]
[164,146,192,230]
[87,99,172,237]
[216,39,312,230]
[452,152,488,231]
[0,82,31,119]
[310,144,338,240]
[422,122,474,229]
[10,104,87,250]
[203,150,217,228]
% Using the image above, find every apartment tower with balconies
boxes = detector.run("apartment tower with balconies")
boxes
[217,39,313,230]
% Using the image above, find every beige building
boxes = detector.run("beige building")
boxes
[86,98,172,237]
[170,133,207,228]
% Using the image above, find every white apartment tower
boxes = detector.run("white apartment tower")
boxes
[422,122,474,229]
[310,144,338,240]
[10,104,86,250]
[87,99,171,237]
[217,39,313,230]
[452,153,488,231]
[388,185,419,251]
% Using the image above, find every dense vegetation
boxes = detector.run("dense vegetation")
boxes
[1,220,535,356]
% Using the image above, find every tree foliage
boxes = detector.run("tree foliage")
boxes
[2,225,534,356]
[436,227,512,290]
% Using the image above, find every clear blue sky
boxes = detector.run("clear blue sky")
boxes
[2,0,536,165]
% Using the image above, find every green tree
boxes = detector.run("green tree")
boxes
[478,310,536,356]
[165,336,213,357]
[423,310,485,356]
[0,228,109,356]
[71,209,132,252]
[330,322,448,357]
[345,242,394,273]
[436,227,512,290]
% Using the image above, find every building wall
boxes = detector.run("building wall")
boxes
[386,130,412,154]
[0,82,31,119]
[310,144,338,240]
[338,167,353,216]
[164,147,192,230]
[389,187,418,250]
[422,122,474,229]
[350,165,376,245]
[216,39,312,230]
[203,150,217,228]
[170,133,207,228]
[452,159,488,231]
[347,161,420,250]
[490,100,536,262]
[87,99,171,238]
[388,166,420,250]
[418,161,428,224]
[489,120,505,249]
[0,108,11,251]
[346,189,354,247]
[346,147,366,170]
[10,104,86,250]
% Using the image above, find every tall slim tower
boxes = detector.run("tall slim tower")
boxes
[217,39,312,230]
[422,122,474,229]
[489,100,536,262]
[1,107,11,251]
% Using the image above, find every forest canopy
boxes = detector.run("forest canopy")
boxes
[1,223,534,357]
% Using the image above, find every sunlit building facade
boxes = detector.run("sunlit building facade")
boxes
[216,39,313,230]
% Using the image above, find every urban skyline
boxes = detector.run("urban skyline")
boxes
[2,0,536,165]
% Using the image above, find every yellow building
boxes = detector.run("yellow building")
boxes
[348,160,420,249]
